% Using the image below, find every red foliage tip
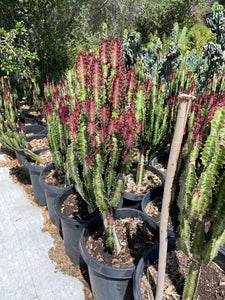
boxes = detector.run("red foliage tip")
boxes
[90,137,97,148]
[65,95,71,102]
[110,38,123,69]
[108,118,116,135]
[110,74,123,110]
[53,89,59,100]
[99,38,110,65]
[76,52,87,90]
[68,106,80,139]
[82,99,95,121]
[125,68,136,93]
[87,121,97,137]
[89,58,103,101]
[107,215,114,226]
[122,152,130,164]
[58,105,69,124]
[170,70,176,81]
[136,121,143,134]
[86,154,94,167]
[100,104,110,127]
[99,127,108,144]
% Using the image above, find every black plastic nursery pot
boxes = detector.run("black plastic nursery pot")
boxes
[79,208,160,300]
[54,185,98,265]
[150,152,169,179]
[21,112,45,126]
[19,124,47,136]
[26,124,47,135]
[133,238,176,300]
[39,163,73,228]
[24,148,50,206]
[15,133,48,182]
[213,246,225,272]
[15,150,27,166]
[121,166,165,211]
[141,185,175,238]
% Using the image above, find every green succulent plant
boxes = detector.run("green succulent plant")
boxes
[0,77,42,162]
[58,38,142,253]
[172,85,225,299]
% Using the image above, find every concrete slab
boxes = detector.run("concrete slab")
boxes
[0,151,85,300]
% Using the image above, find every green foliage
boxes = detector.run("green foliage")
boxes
[173,89,225,299]
[0,22,38,80]
[193,2,225,90]
[207,1,225,50]
[0,0,102,86]
[134,0,194,43]
[123,23,192,83]
[182,23,216,56]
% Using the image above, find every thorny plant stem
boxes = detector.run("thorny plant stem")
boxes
[103,211,121,254]
[137,152,145,186]
[155,94,194,300]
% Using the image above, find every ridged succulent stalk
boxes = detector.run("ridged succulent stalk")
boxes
[173,89,225,299]
[134,67,195,185]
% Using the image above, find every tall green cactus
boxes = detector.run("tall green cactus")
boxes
[172,88,225,299]
[134,65,196,185]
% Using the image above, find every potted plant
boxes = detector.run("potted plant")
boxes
[137,79,225,300]
[39,77,76,226]
[121,65,196,209]
[170,88,225,299]
[45,38,159,299]
[0,77,44,167]
[133,81,225,299]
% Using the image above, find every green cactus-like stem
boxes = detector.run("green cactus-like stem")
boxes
[174,100,225,299]
[182,261,201,300]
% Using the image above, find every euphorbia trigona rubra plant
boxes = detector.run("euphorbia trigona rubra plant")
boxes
[134,67,196,186]
[171,81,225,299]
[61,38,142,253]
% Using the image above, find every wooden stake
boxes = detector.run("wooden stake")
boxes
[155,94,194,300]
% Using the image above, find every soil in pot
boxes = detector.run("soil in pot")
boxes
[154,161,167,175]
[125,167,163,195]
[144,194,173,229]
[61,193,98,221]
[85,216,158,268]
[29,137,48,151]
[122,165,164,210]
[42,168,67,188]
[140,249,225,300]
[28,149,52,167]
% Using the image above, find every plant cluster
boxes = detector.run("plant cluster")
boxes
[172,74,225,299]
[0,77,41,161]
[42,38,144,252]
[123,2,225,93]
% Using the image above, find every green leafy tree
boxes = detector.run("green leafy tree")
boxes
[0,22,38,80]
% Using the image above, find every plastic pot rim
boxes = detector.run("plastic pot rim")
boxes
[141,185,175,238]
[24,148,50,173]
[39,163,69,193]
[53,185,91,226]
[123,165,165,201]
[79,207,159,279]
[133,238,176,300]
